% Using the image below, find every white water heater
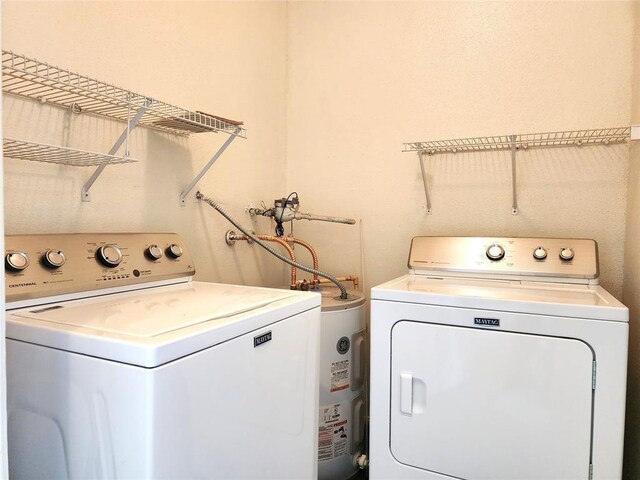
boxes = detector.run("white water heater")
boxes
[317,286,367,480]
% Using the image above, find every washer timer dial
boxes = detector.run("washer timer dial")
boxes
[486,244,505,261]
[96,244,123,268]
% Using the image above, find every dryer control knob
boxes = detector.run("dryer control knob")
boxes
[533,247,548,260]
[167,244,183,259]
[486,244,505,261]
[5,252,29,271]
[43,249,66,268]
[559,247,575,261]
[96,244,123,268]
[146,244,163,260]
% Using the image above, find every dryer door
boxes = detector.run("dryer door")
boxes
[390,320,593,480]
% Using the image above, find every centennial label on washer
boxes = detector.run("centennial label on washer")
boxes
[318,402,348,462]
[330,359,350,392]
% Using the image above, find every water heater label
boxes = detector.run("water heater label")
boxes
[318,403,348,462]
[330,359,350,392]
[253,331,272,347]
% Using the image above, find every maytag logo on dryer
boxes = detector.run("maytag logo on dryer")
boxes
[474,317,500,327]
[254,331,272,348]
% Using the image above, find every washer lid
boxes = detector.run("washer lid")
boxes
[6,281,320,367]
[371,274,627,322]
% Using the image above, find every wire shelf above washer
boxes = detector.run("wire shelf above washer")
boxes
[2,50,246,137]
[403,127,631,154]
[3,138,137,167]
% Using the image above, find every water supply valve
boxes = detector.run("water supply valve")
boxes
[247,192,356,237]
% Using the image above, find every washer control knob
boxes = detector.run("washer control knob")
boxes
[146,244,163,260]
[486,244,505,261]
[533,247,548,260]
[96,244,123,268]
[559,247,575,261]
[5,252,29,271]
[167,244,183,259]
[43,249,66,268]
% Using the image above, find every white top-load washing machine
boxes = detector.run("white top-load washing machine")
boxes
[4,233,321,479]
[370,237,628,480]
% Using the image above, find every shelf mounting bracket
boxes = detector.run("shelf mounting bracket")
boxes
[418,151,432,214]
[510,134,519,215]
[179,127,243,206]
[81,97,154,202]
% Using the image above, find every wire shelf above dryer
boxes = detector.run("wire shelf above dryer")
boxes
[404,127,631,215]
[404,127,630,155]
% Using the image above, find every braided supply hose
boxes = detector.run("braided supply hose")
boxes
[196,191,348,300]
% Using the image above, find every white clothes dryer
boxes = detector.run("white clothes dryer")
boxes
[5,233,321,479]
[370,237,628,480]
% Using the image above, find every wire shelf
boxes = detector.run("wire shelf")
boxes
[403,127,631,155]
[405,126,632,215]
[2,50,246,138]
[3,138,137,167]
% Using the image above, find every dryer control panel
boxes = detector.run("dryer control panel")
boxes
[408,236,598,282]
[5,233,195,305]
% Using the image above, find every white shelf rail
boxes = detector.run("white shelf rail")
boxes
[2,50,246,202]
[3,138,137,167]
[404,127,631,214]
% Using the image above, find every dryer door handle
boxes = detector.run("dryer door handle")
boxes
[400,372,413,415]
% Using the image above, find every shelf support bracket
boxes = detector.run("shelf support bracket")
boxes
[510,134,519,215]
[81,97,154,202]
[418,151,432,214]
[179,127,243,206]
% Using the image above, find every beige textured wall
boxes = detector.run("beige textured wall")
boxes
[2,1,289,287]
[632,1,640,125]
[623,2,640,478]
[286,1,633,299]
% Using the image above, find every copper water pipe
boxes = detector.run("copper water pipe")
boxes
[229,233,298,288]
[318,275,360,291]
[283,237,319,284]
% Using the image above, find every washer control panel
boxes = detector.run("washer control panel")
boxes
[5,233,195,304]
[409,237,598,281]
